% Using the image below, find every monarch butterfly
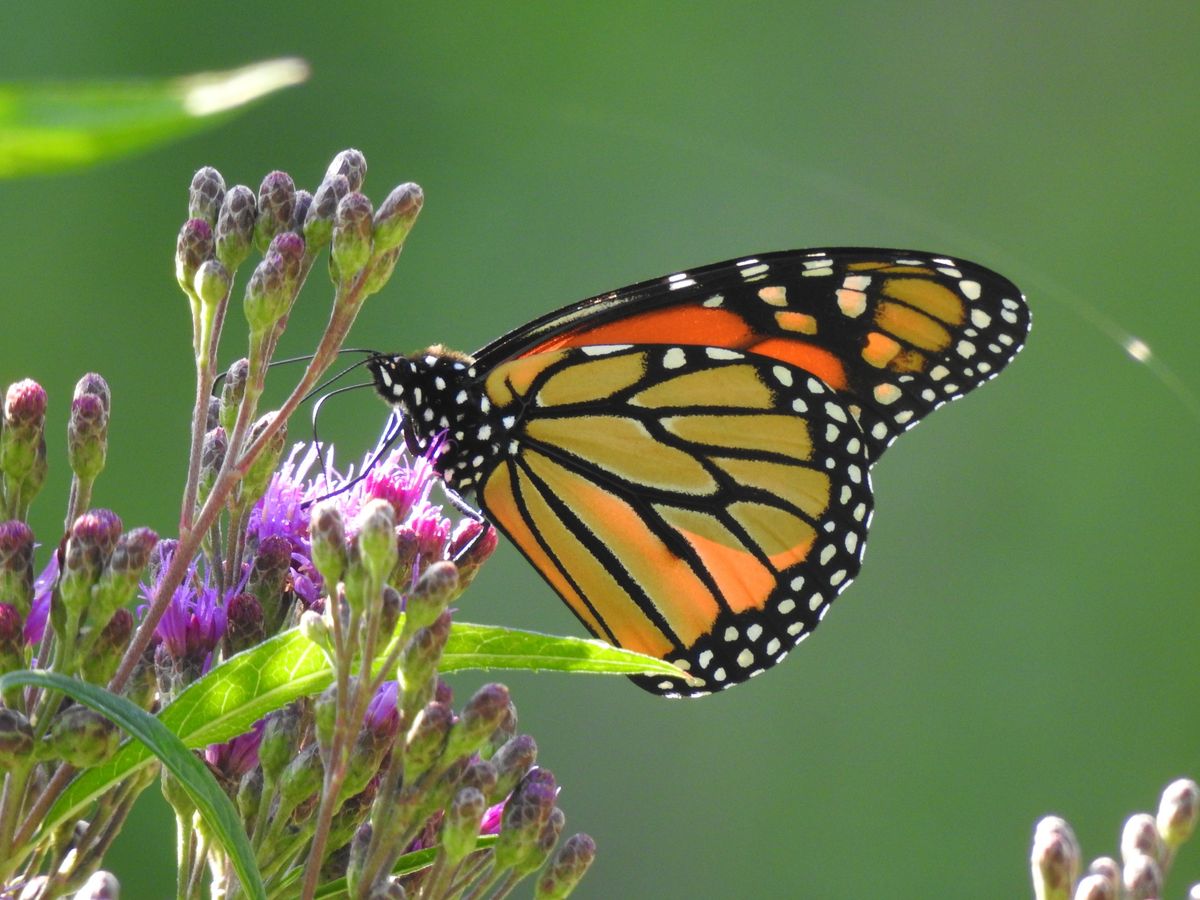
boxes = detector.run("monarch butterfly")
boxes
[368,248,1029,698]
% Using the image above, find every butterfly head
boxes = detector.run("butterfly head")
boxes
[367,346,509,492]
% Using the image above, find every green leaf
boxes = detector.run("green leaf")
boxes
[0,58,308,178]
[0,670,265,900]
[47,622,686,834]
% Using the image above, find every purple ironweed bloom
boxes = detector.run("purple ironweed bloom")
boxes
[205,717,266,779]
[141,552,226,672]
[24,555,58,645]
[481,799,505,836]
[365,680,400,737]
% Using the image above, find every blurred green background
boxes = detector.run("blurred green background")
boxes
[3,2,1198,897]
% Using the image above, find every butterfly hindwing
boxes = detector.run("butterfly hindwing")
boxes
[473,344,873,697]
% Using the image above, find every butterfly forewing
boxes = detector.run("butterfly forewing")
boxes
[474,344,872,697]
[476,248,1030,460]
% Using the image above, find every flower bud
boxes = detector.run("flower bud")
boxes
[237,767,263,830]
[1032,816,1081,900]
[1086,857,1120,888]
[1157,777,1200,849]
[219,358,248,435]
[225,591,265,655]
[517,805,565,877]
[68,391,109,485]
[0,603,23,676]
[495,768,557,872]
[91,527,158,624]
[244,253,291,335]
[1123,853,1162,900]
[535,833,597,900]
[361,246,401,297]
[122,644,158,711]
[278,742,323,814]
[80,607,133,685]
[325,149,367,192]
[255,171,297,253]
[193,258,231,311]
[2,380,48,500]
[1073,873,1116,900]
[47,705,120,767]
[1121,813,1164,866]
[404,561,458,632]
[490,735,538,804]
[0,707,34,767]
[354,498,397,587]
[291,189,313,232]
[448,520,498,590]
[188,166,225,225]
[399,611,451,701]
[73,870,120,900]
[246,534,293,632]
[60,509,123,620]
[0,520,35,616]
[198,427,226,508]
[300,608,332,656]
[308,501,348,587]
[442,786,486,865]
[256,703,303,788]
[240,413,286,509]
[444,683,510,763]
[373,182,424,253]
[215,184,257,272]
[331,191,374,281]
[303,173,349,250]
[405,700,453,779]
[175,218,214,298]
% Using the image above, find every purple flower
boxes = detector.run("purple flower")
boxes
[205,718,265,778]
[24,555,58,645]
[141,551,225,669]
[365,680,400,738]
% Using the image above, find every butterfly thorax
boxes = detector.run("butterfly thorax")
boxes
[368,348,513,493]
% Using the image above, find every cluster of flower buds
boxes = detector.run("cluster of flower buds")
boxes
[0,374,163,896]
[1032,777,1200,899]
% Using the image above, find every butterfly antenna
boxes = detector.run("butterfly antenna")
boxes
[302,410,405,510]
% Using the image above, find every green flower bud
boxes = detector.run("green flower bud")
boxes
[291,190,313,231]
[441,786,486,865]
[404,701,453,780]
[1086,857,1120,890]
[495,769,557,872]
[372,183,424,254]
[331,192,374,280]
[361,246,401,297]
[0,521,35,616]
[458,757,498,799]
[399,611,451,703]
[237,767,263,830]
[300,609,332,657]
[404,561,458,632]
[1121,813,1164,866]
[278,742,323,814]
[0,706,34,767]
[2,379,47,506]
[68,373,111,484]
[206,396,220,430]
[303,173,349,251]
[259,703,304,784]
[194,258,231,309]
[90,527,158,626]
[215,184,257,272]
[325,149,367,192]
[1032,816,1080,900]
[47,705,120,767]
[239,413,286,509]
[448,520,498,592]
[219,358,248,435]
[80,607,134,685]
[535,833,597,900]
[516,805,564,877]
[244,253,291,335]
[309,500,347,588]
[490,734,538,803]
[122,645,157,711]
[378,585,401,640]
[255,171,297,253]
[0,603,24,677]
[60,509,123,622]
[246,534,292,632]
[443,683,510,763]
[188,166,225,225]
[1157,778,1200,850]
[175,218,214,299]
[354,499,397,587]
[268,231,306,287]
[314,682,338,760]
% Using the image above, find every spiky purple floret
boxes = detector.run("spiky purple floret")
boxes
[205,717,265,778]
[140,552,226,666]
[24,555,58,645]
